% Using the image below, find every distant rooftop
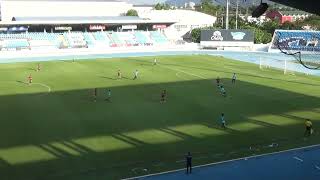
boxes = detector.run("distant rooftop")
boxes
[0,15,177,25]
[133,4,154,7]
[278,10,310,15]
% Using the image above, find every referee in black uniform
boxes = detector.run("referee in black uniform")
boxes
[186,152,192,174]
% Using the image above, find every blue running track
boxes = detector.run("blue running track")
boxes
[128,145,320,180]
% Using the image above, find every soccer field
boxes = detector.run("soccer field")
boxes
[0,55,319,180]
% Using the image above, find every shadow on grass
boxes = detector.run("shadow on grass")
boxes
[201,122,240,134]
[159,127,194,139]
[280,114,310,121]
[0,78,319,180]
[248,119,278,128]
[60,141,91,155]
[99,76,131,80]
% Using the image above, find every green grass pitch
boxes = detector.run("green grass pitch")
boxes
[0,55,319,180]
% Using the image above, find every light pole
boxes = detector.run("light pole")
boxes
[236,0,239,29]
[226,0,229,29]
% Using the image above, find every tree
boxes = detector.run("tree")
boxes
[281,21,297,30]
[296,15,320,30]
[261,20,280,34]
[200,0,223,16]
[229,16,247,29]
[155,3,162,10]
[254,28,272,44]
[164,3,171,10]
[126,9,138,16]
[154,3,171,10]
[191,28,201,43]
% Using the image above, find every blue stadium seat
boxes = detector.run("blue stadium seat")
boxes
[150,31,168,44]
[0,31,171,50]
[271,30,320,52]
[135,31,150,45]
[3,39,29,49]
[93,32,111,46]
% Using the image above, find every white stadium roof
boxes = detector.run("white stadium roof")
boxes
[139,10,217,25]
[0,1,215,27]
[0,16,176,25]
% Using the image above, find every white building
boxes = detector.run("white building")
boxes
[139,10,217,40]
[240,15,267,25]
[132,5,154,15]
[184,2,196,9]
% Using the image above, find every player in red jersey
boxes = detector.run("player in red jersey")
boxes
[28,74,32,84]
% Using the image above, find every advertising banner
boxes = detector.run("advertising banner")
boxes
[0,27,8,31]
[55,26,72,31]
[201,30,254,42]
[9,26,28,31]
[122,25,137,30]
[200,29,254,47]
[89,25,106,30]
[152,25,167,29]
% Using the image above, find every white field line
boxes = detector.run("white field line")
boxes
[315,165,320,170]
[122,144,320,180]
[32,83,52,93]
[293,156,303,162]
[175,72,189,80]
[0,81,51,93]
[161,65,207,79]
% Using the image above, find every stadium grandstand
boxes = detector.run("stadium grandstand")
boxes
[269,30,320,52]
[0,0,216,51]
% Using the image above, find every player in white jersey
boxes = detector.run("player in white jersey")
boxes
[232,73,237,84]
[153,58,157,65]
[133,70,139,80]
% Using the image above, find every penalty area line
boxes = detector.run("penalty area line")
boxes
[31,83,52,93]
[2,81,52,94]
